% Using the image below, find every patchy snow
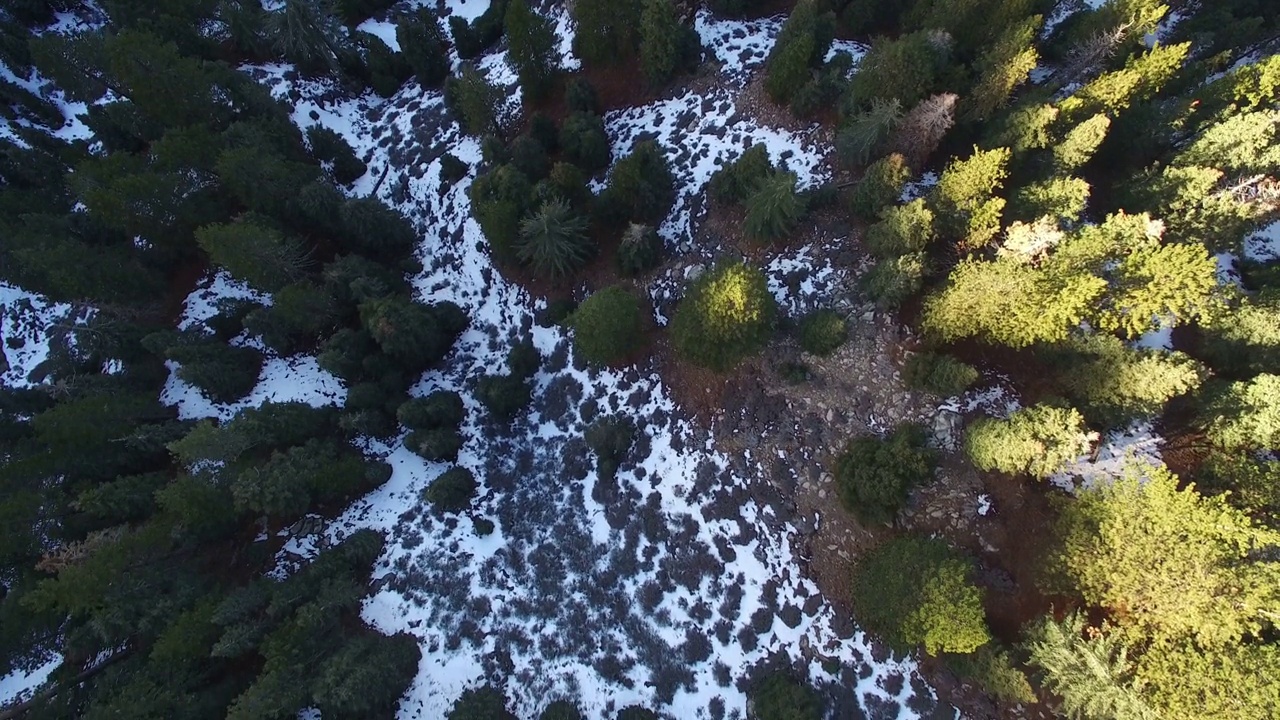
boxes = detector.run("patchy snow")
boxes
[235,26,938,718]
[976,494,993,517]
[1215,251,1243,286]
[944,381,1022,418]
[0,653,62,707]
[0,284,87,389]
[601,90,828,250]
[900,172,938,203]
[0,63,94,145]
[1244,220,1280,262]
[694,10,784,84]
[1134,316,1174,351]
[177,271,271,332]
[161,355,346,422]
[825,39,868,76]
[1049,420,1164,492]
[766,243,849,317]
[427,0,494,23]
[357,18,401,51]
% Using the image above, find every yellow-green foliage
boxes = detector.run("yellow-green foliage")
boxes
[671,263,777,371]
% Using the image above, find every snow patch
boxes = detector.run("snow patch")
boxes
[1049,420,1165,492]
[0,653,62,708]
[1244,220,1280,263]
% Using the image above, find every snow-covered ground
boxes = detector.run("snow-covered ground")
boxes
[1244,219,1280,263]
[1049,421,1164,492]
[0,653,62,708]
[0,283,86,389]
[211,10,936,720]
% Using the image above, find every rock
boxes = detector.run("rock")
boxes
[685,264,706,282]
[930,409,964,450]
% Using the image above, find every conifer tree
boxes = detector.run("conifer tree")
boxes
[572,0,640,66]
[1024,614,1155,720]
[195,220,309,293]
[744,171,806,242]
[850,154,910,220]
[397,9,449,88]
[639,0,695,88]
[931,146,1011,248]
[504,0,558,101]
[516,199,592,279]
[965,403,1092,478]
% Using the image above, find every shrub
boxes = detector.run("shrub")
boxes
[749,672,823,720]
[471,164,533,263]
[833,423,935,526]
[447,685,515,719]
[477,374,532,421]
[559,112,611,175]
[671,263,777,371]
[425,467,478,513]
[744,171,807,243]
[505,338,541,380]
[864,199,934,258]
[965,403,1092,478]
[617,223,663,277]
[517,199,593,279]
[599,140,675,225]
[849,153,909,220]
[359,298,468,372]
[797,309,847,356]
[708,144,774,205]
[1199,374,1280,451]
[170,342,265,405]
[570,286,644,366]
[243,281,338,355]
[862,253,925,308]
[1010,176,1090,224]
[397,391,466,430]
[565,78,599,114]
[439,153,470,185]
[585,416,636,481]
[306,125,366,185]
[397,9,450,88]
[406,427,464,462]
[945,646,1036,705]
[903,352,979,396]
[509,135,549,180]
[851,535,991,655]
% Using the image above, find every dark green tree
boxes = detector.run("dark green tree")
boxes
[570,286,644,365]
[397,9,450,88]
[504,0,558,101]
[833,424,936,526]
[671,263,777,371]
[517,199,593,279]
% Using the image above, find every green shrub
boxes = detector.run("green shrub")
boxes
[862,253,925,308]
[473,517,495,536]
[570,286,643,366]
[851,535,991,655]
[507,338,541,380]
[744,171,806,243]
[406,427,464,462]
[397,9,450,88]
[671,263,777,371]
[425,467,478,513]
[243,281,338,355]
[864,199,934,259]
[539,700,582,719]
[965,403,1091,478]
[749,672,823,720]
[903,352,979,396]
[559,112,611,175]
[617,223,663,277]
[439,153,470,185]
[162,340,264,404]
[833,423,935,526]
[599,140,675,225]
[944,645,1036,705]
[849,153,909,220]
[585,415,636,481]
[565,78,599,114]
[543,162,590,208]
[509,134,549,180]
[707,144,773,205]
[397,391,466,430]
[477,374,532,421]
[798,309,848,356]
[517,199,593,279]
[615,708,657,720]
[1199,374,1280,451]
[446,685,515,719]
[306,125,366,185]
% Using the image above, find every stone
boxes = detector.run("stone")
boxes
[930,409,964,450]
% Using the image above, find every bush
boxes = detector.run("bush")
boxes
[306,125,367,185]
[599,140,675,225]
[903,352,979,396]
[671,263,777,371]
[833,423,935,526]
[243,281,338,355]
[797,309,847,356]
[616,708,657,720]
[570,286,644,366]
[965,403,1092,478]
[565,78,599,114]
[163,340,264,404]
[471,165,533,264]
[359,298,468,372]
[851,535,991,655]
[398,9,450,88]
[864,199,934,258]
[862,253,925,308]
[708,144,773,205]
[585,415,636,481]
[750,672,823,720]
[398,391,466,430]
[425,467,478,513]
[447,685,515,719]
[517,199,593,279]
[509,135,550,181]
[744,171,806,243]
[849,153,909,220]
[1199,374,1280,451]
[617,223,663,277]
[439,153,470,185]
[944,645,1036,705]
[559,112,611,175]
[477,374,532,421]
[406,427,464,462]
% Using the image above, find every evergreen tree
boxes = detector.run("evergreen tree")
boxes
[598,140,676,225]
[448,686,518,720]
[749,673,823,720]
[1024,613,1155,720]
[865,199,935,258]
[962,17,1038,123]
[850,153,910,220]
[846,31,944,111]
[558,112,611,174]
[1057,42,1190,123]
[671,262,777,371]
[836,98,901,168]
[313,633,421,717]
[397,9,449,88]
[891,92,957,170]
[1199,293,1280,377]
[504,0,558,101]
[832,424,935,526]
[571,0,641,66]
[863,253,926,309]
[708,144,774,205]
[195,220,309,293]
[1056,335,1204,425]
[266,0,350,76]
[744,171,806,242]
[569,286,644,366]
[851,535,990,655]
[964,403,1092,478]
[359,298,468,372]
[1054,113,1111,172]
[616,222,663,277]
[516,199,592,279]
[1094,240,1217,339]
[639,0,697,88]
[470,164,533,264]
[447,64,503,137]
[930,146,1011,248]
[1009,176,1090,223]
[1199,374,1280,451]
[764,0,831,105]
[1050,463,1280,646]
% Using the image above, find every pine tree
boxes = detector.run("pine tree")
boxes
[266,0,351,76]
[504,0,558,101]
[396,9,449,88]
[572,0,641,66]
[846,31,943,111]
[1095,240,1217,339]
[569,286,644,365]
[764,0,825,105]
[195,220,310,293]
[671,263,777,371]
[930,146,1011,248]
[1055,335,1204,425]
[890,93,956,170]
[743,171,806,242]
[1199,374,1280,451]
[962,17,1038,123]
[850,154,910,220]
[832,424,935,526]
[516,199,592,279]
[865,199,935,258]
[1024,614,1155,720]
[558,112,611,174]
[447,64,503,137]
[639,0,689,88]
[1054,114,1111,172]
[964,403,1092,478]
[1010,176,1090,223]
